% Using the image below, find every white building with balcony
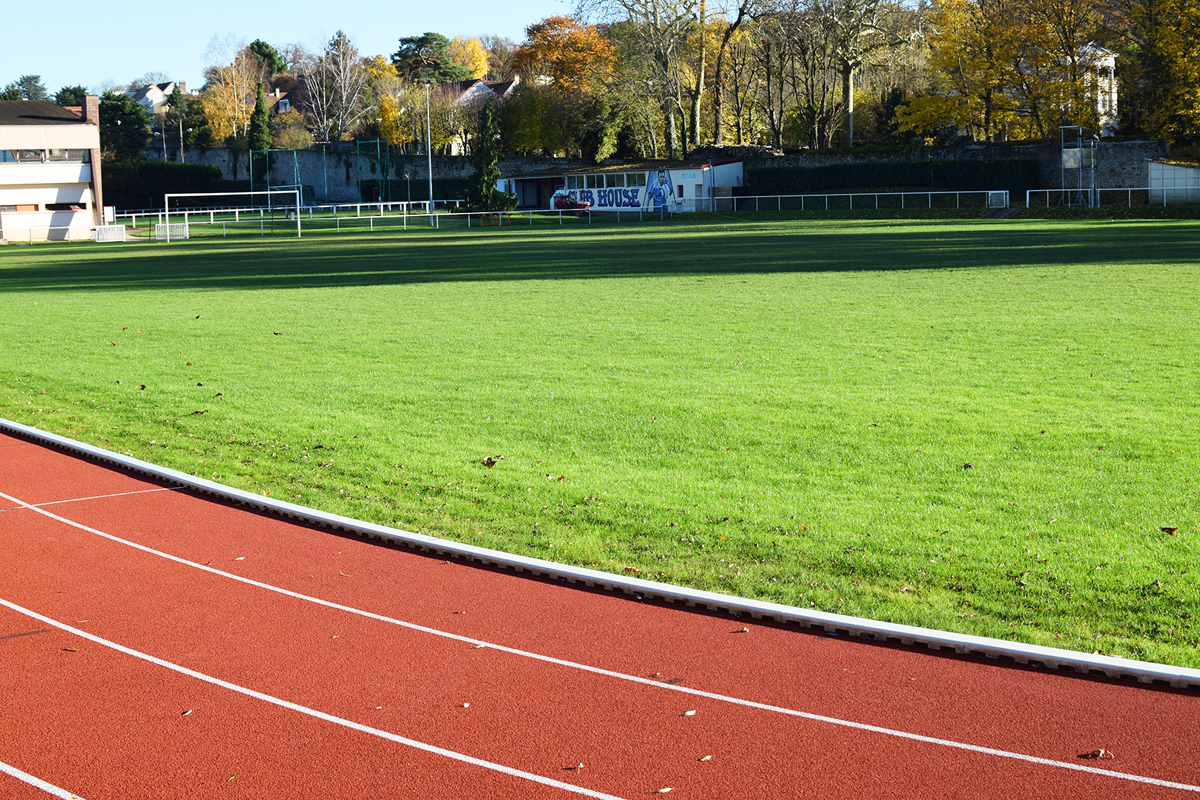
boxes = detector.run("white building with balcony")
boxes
[0,97,104,242]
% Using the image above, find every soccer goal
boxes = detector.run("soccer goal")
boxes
[162,189,302,241]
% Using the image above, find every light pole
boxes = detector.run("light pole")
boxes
[424,82,434,224]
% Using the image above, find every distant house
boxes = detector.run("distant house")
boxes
[0,97,104,241]
[439,77,520,155]
[442,77,519,107]
[125,81,187,118]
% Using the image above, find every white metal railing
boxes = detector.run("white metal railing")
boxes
[114,199,465,229]
[1026,186,1200,208]
[728,189,1009,212]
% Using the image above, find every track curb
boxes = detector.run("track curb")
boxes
[3,416,1198,690]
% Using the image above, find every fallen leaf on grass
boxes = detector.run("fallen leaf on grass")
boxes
[192,410,206,415]
[1162,527,1178,534]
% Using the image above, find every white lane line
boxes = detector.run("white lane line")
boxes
[3,489,1198,794]
[2,487,179,513]
[31,487,181,510]
[0,759,87,799]
[0,598,624,800]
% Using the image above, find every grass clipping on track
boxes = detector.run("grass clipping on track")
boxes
[1,216,1198,668]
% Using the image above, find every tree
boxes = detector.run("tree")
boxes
[248,83,272,151]
[450,37,491,79]
[466,99,517,211]
[99,92,152,161]
[271,109,314,149]
[249,40,287,75]
[306,30,372,141]
[480,35,518,79]
[4,75,48,101]
[200,36,259,143]
[55,85,89,106]
[712,0,764,143]
[392,33,472,83]
[512,16,617,94]
[1107,0,1200,143]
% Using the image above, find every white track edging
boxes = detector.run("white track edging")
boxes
[3,417,1197,691]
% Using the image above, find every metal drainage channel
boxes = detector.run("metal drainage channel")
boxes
[3,416,1198,692]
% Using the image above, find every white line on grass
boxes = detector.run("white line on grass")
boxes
[2,489,1197,793]
[0,759,87,799]
[0,597,629,800]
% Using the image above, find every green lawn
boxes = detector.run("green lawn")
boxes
[2,216,1197,666]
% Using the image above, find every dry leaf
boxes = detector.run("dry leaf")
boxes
[698,755,712,762]
[1162,527,1178,534]
[461,702,470,708]
[339,571,351,577]
[234,557,245,561]
[63,646,77,652]
[182,709,192,716]
[681,710,697,717]
[653,789,673,794]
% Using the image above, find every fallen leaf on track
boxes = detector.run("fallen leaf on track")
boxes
[698,755,712,762]
[681,710,696,717]
[62,647,77,652]
[1081,749,1115,760]
[182,710,192,716]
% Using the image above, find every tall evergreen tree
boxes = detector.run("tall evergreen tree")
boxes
[467,99,516,212]
[248,83,272,152]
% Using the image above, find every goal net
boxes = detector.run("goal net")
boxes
[162,189,302,241]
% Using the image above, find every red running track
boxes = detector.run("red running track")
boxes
[1,430,1198,799]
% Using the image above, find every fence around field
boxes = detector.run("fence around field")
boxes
[1026,186,1200,208]
[94,189,1012,242]
[727,189,1008,212]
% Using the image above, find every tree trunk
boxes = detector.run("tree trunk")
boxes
[690,0,707,147]
[840,60,855,149]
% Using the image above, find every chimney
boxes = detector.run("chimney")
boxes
[178,81,186,94]
[82,94,99,125]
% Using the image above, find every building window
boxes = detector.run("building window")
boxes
[627,172,646,187]
[279,99,291,113]
[606,173,625,188]
[46,203,86,211]
[586,174,601,189]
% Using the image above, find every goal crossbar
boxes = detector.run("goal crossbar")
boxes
[163,189,302,240]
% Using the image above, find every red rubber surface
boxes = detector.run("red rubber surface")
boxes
[2,430,1198,799]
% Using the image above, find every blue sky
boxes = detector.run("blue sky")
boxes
[3,0,570,97]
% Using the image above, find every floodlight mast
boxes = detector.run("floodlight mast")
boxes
[425,82,434,226]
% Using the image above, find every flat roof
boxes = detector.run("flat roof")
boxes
[0,100,84,126]
[504,158,742,181]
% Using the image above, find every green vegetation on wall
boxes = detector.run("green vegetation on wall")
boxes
[746,159,1040,198]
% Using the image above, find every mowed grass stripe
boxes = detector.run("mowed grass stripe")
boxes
[1,217,1197,667]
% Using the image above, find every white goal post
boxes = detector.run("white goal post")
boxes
[162,189,302,241]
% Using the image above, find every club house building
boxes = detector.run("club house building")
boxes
[498,160,744,213]
[0,97,104,242]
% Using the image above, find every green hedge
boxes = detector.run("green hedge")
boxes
[102,162,226,210]
[746,159,1040,198]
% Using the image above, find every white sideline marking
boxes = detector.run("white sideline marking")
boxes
[0,598,628,800]
[3,490,1198,793]
[0,760,86,799]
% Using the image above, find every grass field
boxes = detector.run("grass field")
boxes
[2,216,1197,667]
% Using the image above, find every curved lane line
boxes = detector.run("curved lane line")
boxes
[0,598,629,800]
[2,491,1198,793]
[3,416,1199,691]
[0,759,87,799]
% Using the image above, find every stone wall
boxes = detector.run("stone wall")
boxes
[157,146,594,203]
[742,139,1167,190]
[155,139,1169,202]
